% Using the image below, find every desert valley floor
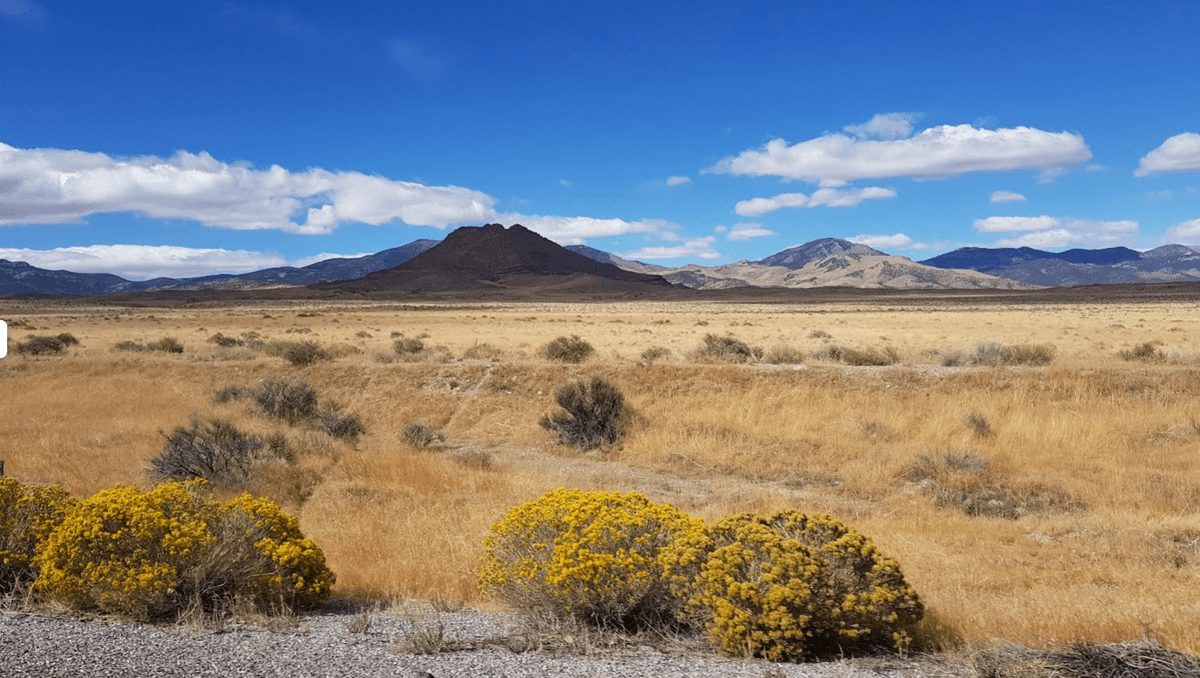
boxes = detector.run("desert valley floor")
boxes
[3,291,1200,655]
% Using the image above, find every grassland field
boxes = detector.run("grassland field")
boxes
[2,297,1199,653]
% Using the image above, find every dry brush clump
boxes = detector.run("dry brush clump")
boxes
[695,333,761,363]
[943,342,1056,367]
[149,417,282,488]
[539,376,630,450]
[14,334,78,356]
[812,344,899,366]
[903,450,1082,520]
[540,335,595,363]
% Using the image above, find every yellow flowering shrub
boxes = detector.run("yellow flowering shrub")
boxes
[662,510,923,660]
[479,488,699,629]
[34,480,334,619]
[34,480,217,617]
[0,478,77,593]
[222,493,335,611]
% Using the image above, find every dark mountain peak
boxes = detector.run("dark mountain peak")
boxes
[313,223,673,293]
[756,238,887,269]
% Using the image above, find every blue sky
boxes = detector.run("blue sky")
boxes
[2,1,1199,279]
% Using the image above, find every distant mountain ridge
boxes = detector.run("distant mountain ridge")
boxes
[0,240,438,296]
[920,244,1200,286]
[5,230,1200,296]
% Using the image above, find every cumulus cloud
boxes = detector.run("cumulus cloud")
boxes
[498,213,676,246]
[726,222,775,241]
[0,244,293,280]
[0,141,496,233]
[843,112,919,140]
[621,236,720,261]
[666,175,691,186]
[707,117,1091,186]
[734,186,895,217]
[982,217,1138,249]
[1135,133,1200,177]
[990,190,1026,203]
[848,233,915,250]
[1166,218,1200,243]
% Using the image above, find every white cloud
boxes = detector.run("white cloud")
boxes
[1166,218,1200,243]
[849,233,915,250]
[734,186,895,216]
[986,218,1138,249]
[0,142,496,233]
[990,190,1026,203]
[707,119,1091,185]
[1146,190,1172,199]
[843,112,919,140]
[1135,132,1200,177]
[726,222,775,241]
[808,186,896,207]
[974,215,1061,232]
[735,192,808,217]
[621,236,720,261]
[0,244,292,280]
[665,175,691,186]
[499,213,671,246]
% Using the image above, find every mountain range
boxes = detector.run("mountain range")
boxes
[3,226,1200,297]
[918,245,1200,286]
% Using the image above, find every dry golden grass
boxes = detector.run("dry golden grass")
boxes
[3,298,1200,652]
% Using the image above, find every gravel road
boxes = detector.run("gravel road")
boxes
[0,608,958,678]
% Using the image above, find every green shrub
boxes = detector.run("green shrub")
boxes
[149,417,270,487]
[662,510,923,660]
[15,335,66,355]
[479,488,697,630]
[253,379,319,424]
[34,480,334,619]
[0,479,77,594]
[1120,342,1164,362]
[540,335,594,363]
[539,377,630,449]
[696,333,761,362]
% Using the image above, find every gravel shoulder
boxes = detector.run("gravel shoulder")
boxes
[0,607,968,678]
